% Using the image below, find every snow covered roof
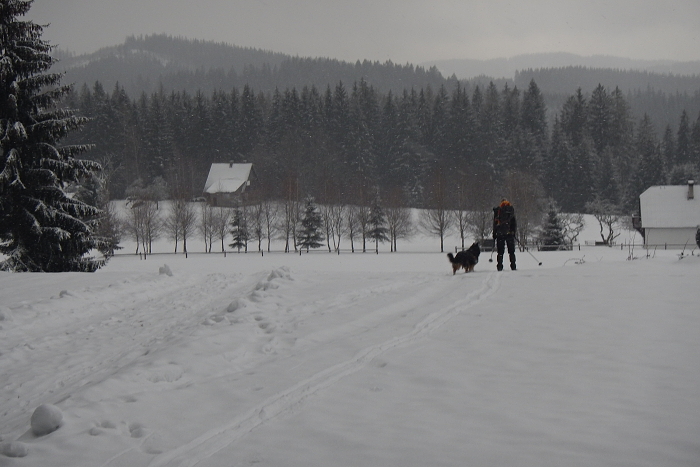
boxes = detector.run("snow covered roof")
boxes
[639,182,700,228]
[203,163,253,194]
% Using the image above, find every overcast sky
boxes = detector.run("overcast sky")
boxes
[26,0,700,64]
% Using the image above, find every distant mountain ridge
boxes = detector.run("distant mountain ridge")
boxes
[52,35,700,132]
[56,34,291,74]
[54,35,700,97]
[422,52,700,80]
[53,34,447,97]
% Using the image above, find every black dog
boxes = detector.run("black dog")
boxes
[447,242,480,275]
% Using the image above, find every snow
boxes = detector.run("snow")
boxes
[30,404,63,436]
[640,183,700,228]
[203,163,253,194]
[1,213,699,467]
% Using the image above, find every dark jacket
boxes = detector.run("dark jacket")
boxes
[493,203,517,238]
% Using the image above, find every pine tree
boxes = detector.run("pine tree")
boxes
[519,79,547,176]
[521,79,547,143]
[661,125,675,171]
[368,193,389,253]
[142,88,171,181]
[539,202,566,251]
[676,110,692,166]
[479,82,504,178]
[587,84,611,155]
[297,196,324,251]
[447,82,472,172]
[691,111,700,169]
[629,114,664,209]
[0,0,106,272]
[560,88,588,147]
[228,206,249,252]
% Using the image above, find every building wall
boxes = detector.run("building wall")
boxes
[644,228,697,248]
[205,192,240,208]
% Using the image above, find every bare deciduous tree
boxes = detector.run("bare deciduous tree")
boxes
[384,189,413,252]
[421,170,452,252]
[179,201,198,256]
[261,200,278,252]
[420,208,452,253]
[199,203,216,252]
[585,197,622,245]
[280,178,301,252]
[213,207,232,252]
[320,203,335,253]
[560,212,585,245]
[345,205,359,253]
[502,171,545,247]
[123,200,161,256]
[165,199,198,255]
[356,204,371,252]
[327,203,347,252]
[462,174,497,243]
[451,183,470,250]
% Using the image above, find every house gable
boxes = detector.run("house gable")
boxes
[202,163,256,207]
[203,163,253,195]
[639,183,700,229]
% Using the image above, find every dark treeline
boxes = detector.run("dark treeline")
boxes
[516,66,700,96]
[65,78,700,215]
[57,35,700,137]
[516,67,700,135]
[57,35,448,98]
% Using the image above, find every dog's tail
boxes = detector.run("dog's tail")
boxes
[447,253,455,263]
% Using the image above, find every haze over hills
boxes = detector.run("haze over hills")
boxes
[52,34,447,98]
[421,53,700,80]
[54,34,700,97]
[53,35,700,132]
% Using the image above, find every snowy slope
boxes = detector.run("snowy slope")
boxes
[1,221,699,466]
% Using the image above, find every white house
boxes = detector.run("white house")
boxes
[202,162,256,207]
[639,180,700,248]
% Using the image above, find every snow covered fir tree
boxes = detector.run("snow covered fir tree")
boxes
[368,193,389,253]
[0,0,106,272]
[538,202,566,251]
[297,197,324,251]
[228,206,249,252]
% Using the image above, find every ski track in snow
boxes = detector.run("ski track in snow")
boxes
[147,270,501,467]
[0,269,265,435]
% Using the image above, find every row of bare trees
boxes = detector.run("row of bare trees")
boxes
[117,168,569,255]
[118,199,537,255]
[119,151,638,256]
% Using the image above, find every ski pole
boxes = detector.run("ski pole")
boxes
[516,237,542,266]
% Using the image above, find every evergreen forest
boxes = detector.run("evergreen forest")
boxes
[65,77,700,216]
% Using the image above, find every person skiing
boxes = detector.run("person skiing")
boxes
[493,198,517,271]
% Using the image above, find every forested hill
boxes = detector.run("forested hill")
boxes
[54,34,448,97]
[514,66,700,96]
[514,67,700,133]
[54,34,700,132]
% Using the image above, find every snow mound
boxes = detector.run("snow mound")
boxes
[140,362,184,383]
[159,264,173,276]
[30,404,63,436]
[267,266,292,281]
[0,441,29,458]
[0,306,11,321]
[226,298,247,313]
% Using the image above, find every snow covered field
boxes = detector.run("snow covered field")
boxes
[1,215,699,467]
